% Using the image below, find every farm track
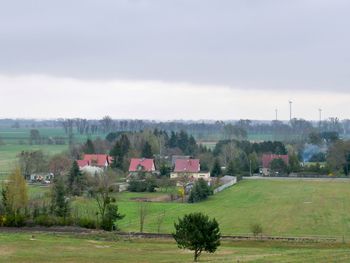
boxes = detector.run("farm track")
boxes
[0,227,341,243]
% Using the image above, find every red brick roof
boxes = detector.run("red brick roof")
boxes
[262,154,289,168]
[174,159,200,173]
[77,154,112,168]
[129,158,155,172]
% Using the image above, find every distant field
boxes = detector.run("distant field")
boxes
[70,179,350,238]
[0,233,350,262]
[0,127,107,173]
[0,144,68,174]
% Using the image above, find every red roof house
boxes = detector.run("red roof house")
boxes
[77,154,112,168]
[129,158,156,172]
[174,159,200,173]
[77,159,90,168]
[262,154,289,168]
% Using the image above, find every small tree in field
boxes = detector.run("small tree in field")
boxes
[173,213,221,262]
[251,223,263,239]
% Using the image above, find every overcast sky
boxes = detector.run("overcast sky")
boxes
[1,0,349,120]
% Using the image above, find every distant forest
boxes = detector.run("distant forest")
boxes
[0,117,349,142]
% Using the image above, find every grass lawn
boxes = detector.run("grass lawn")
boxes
[0,232,350,262]
[72,179,350,238]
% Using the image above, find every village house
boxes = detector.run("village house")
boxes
[260,153,289,176]
[128,158,156,177]
[170,158,210,181]
[77,154,112,169]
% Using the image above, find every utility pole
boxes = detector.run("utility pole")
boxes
[318,108,322,128]
[289,100,293,121]
[275,109,278,121]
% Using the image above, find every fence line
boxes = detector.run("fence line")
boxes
[213,177,237,194]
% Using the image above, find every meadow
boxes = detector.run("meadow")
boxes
[0,232,350,262]
[69,179,350,239]
[0,127,104,175]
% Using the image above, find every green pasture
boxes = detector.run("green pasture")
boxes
[0,127,108,173]
[69,179,350,238]
[0,232,350,262]
[0,144,68,174]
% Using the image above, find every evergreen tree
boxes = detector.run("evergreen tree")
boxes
[186,136,197,155]
[110,134,130,169]
[84,139,95,154]
[68,161,85,196]
[142,142,153,158]
[211,159,222,177]
[188,179,212,203]
[178,130,189,152]
[51,176,70,218]
[101,204,124,231]
[110,141,122,169]
[173,213,221,262]
[168,131,177,148]
[225,160,236,176]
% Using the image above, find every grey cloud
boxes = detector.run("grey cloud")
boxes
[1,0,350,91]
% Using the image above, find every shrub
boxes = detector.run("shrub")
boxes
[3,214,26,227]
[251,223,263,238]
[78,218,97,229]
[128,178,158,192]
[34,215,58,227]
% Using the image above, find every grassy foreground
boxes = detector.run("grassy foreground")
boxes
[74,179,350,238]
[0,232,350,262]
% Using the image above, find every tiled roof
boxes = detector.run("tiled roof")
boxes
[174,159,200,173]
[129,158,155,172]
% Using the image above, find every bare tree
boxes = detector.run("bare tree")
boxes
[139,202,149,233]
[99,116,114,133]
[88,170,118,221]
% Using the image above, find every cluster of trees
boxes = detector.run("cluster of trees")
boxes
[0,164,124,231]
[210,140,288,177]
[29,129,66,145]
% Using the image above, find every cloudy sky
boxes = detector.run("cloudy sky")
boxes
[1,0,349,120]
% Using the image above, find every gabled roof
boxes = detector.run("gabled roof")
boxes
[174,159,200,173]
[171,155,191,166]
[129,158,155,172]
[262,154,289,168]
[77,154,112,168]
[77,160,90,168]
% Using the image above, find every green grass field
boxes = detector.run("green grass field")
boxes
[0,127,108,174]
[69,179,350,239]
[0,232,350,262]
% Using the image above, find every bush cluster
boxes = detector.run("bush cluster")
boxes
[128,178,157,192]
